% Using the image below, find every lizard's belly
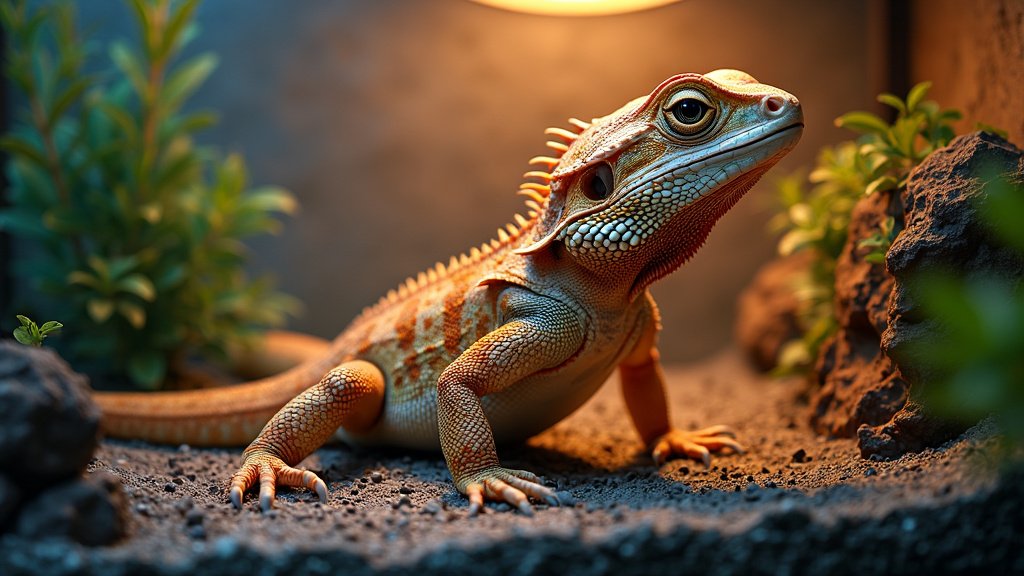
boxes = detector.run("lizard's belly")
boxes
[335,361,619,451]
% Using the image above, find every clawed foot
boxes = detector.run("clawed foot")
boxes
[460,467,560,517]
[229,450,328,511]
[651,425,744,468]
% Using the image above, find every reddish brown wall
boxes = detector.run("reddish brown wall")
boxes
[912,0,1024,145]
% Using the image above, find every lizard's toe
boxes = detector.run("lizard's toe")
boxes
[461,467,559,516]
[652,427,744,468]
[230,451,328,511]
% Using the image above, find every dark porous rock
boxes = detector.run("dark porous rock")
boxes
[0,341,101,490]
[863,132,1024,457]
[735,250,813,371]
[809,132,1024,458]
[883,132,1024,382]
[15,471,128,546]
[810,186,907,438]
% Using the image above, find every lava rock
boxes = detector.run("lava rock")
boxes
[742,132,1022,459]
[15,471,128,546]
[735,251,813,371]
[0,342,101,490]
[883,132,1024,381]
[809,185,907,438]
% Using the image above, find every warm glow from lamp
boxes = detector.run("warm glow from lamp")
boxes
[470,0,682,17]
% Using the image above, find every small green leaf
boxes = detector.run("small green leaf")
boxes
[118,301,146,329]
[242,187,298,214]
[39,321,63,335]
[778,228,820,256]
[161,53,217,113]
[836,111,889,135]
[48,77,89,125]
[865,175,898,196]
[877,93,907,116]
[906,81,932,113]
[863,252,886,264]
[117,274,157,301]
[0,135,49,168]
[87,299,115,323]
[16,315,33,327]
[13,326,37,346]
[110,42,147,97]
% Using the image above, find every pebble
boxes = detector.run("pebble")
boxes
[792,449,808,463]
[185,509,204,526]
[164,482,177,493]
[399,485,413,494]
[370,472,383,483]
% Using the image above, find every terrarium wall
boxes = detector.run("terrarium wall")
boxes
[911,0,1024,145]
[5,0,875,362]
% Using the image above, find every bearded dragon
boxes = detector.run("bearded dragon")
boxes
[95,70,803,514]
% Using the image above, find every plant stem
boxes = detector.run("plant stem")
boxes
[27,75,85,260]
[137,0,169,205]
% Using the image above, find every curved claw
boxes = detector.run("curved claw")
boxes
[229,451,328,511]
[461,467,559,516]
[651,426,745,469]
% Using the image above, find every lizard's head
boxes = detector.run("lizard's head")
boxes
[516,69,802,298]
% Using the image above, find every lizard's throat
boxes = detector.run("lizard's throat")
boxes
[628,168,766,301]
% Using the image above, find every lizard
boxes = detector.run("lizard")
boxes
[94,69,803,514]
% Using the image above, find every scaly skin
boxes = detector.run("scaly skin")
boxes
[94,69,803,514]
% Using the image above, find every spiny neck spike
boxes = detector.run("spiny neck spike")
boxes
[568,117,591,132]
[544,126,578,141]
[529,156,560,168]
[523,170,552,181]
[545,141,570,153]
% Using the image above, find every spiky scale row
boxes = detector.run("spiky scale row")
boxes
[360,118,586,315]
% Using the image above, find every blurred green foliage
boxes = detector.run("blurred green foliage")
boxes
[0,0,298,388]
[907,173,1024,448]
[770,82,963,373]
[12,314,62,347]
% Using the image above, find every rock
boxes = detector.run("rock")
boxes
[735,251,813,371]
[866,132,1024,458]
[883,132,1024,383]
[809,132,1024,457]
[810,185,907,438]
[16,471,128,546]
[0,342,101,490]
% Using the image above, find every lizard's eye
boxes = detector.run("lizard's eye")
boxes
[582,162,614,201]
[664,89,716,136]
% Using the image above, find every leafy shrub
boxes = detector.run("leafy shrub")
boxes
[0,0,298,388]
[769,82,963,372]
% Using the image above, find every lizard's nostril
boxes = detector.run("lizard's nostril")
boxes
[762,95,786,115]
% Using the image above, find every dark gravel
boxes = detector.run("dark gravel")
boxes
[1,349,1020,575]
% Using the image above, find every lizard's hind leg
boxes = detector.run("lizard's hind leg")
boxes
[229,359,385,511]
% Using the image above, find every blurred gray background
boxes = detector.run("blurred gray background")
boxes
[27,0,884,362]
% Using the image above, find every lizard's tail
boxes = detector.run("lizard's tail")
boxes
[93,332,341,447]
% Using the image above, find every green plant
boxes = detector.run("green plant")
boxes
[0,0,298,388]
[12,314,62,347]
[770,82,964,373]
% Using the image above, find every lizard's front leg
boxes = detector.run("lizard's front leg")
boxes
[619,321,743,468]
[229,359,385,511]
[437,288,583,516]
